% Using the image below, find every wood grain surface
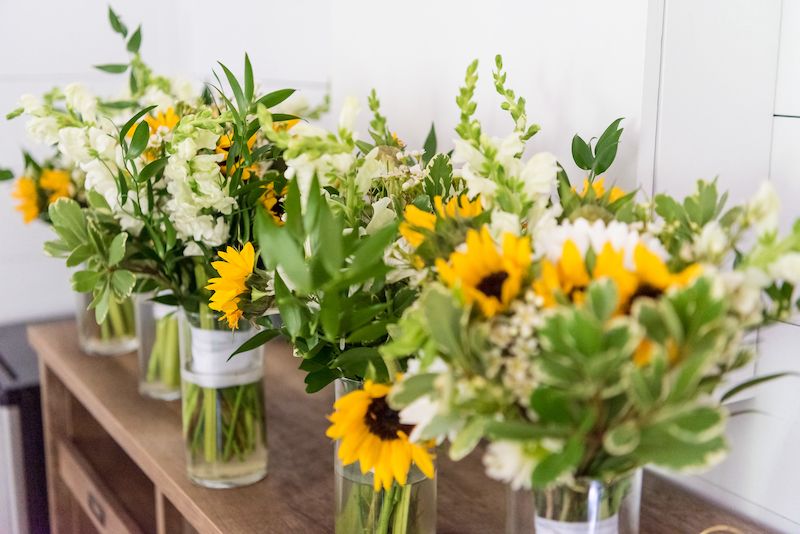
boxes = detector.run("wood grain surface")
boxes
[29,320,779,533]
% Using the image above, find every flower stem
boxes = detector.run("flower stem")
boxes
[376,484,397,534]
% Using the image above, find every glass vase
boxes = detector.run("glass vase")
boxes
[333,378,437,534]
[75,292,138,356]
[506,470,641,534]
[134,293,181,400]
[179,308,267,488]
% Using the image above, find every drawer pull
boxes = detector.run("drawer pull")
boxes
[87,492,106,526]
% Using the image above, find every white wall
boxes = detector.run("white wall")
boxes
[642,0,800,529]
[0,0,651,326]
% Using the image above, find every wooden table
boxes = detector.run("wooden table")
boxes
[29,320,774,533]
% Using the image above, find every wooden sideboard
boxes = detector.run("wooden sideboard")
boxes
[28,320,773,533]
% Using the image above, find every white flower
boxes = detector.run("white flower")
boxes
[170,78,198,104]
[25,116,59,144]
[452,138,485,170]
[483,441,536,490]
[493,132,524,168]
[19,94,43,114]
[338,96,360,134]
[747,182,780,234]
[721,269,766,325]
[183,242,203,256]
[461,164,497,199]
[399,395,439,443]
[64,83,97,122]
[693,221,728,261]
[489,210,521,240]
[768,253,800,284]
[365,197,396,235]
[519,152,557,200]
[356,148,384,193]
[57,127,91,164]
[273,93,309,116]
[141,87,175,115]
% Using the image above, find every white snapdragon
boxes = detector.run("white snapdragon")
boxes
[483,441,536,490]
[64,83,97,122]
[768,253,800,285]
[338,96,360,134]
[26,116,59,145]
[747,182,780,234]
[18,94,44,114]
[693,221,728,261]
[518,152,558,199]
[141,86,175,115]
[720,268,768,325]
[365,197,396,235]
[489,210,521,240]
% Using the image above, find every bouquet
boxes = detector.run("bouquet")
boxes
[379,57,800,530]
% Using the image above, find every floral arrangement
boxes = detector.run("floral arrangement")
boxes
[378,58,800,525]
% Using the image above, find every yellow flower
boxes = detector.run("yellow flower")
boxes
[399,194,482,248]
[260,182,286,226]
[205,242,256,329]
[39,169,71,204]
[436,226,531,317]
[216,133,259,180]
[12,177,39,223]
[533,240,591,307]
[633,244,702,292]
[326,381,435,491]
[577,178,626,203]
[273,119,300,132]
[144,108,179,134]
[634,338,680,367]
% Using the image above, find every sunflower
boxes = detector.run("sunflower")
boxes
[216,133,259,180]
[260,182,287,226]
[400,194,483,248]
[205,242,256,329]
[435,226,531,317]
[533,240,700,312]
[39,169,71,204]
[576,177,626,203]
[12,176,39,223]
[326,381,435,491]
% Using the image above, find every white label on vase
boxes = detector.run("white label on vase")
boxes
[534,515,619,534]
[188,326,261,381]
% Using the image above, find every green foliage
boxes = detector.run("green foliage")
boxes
[492,55,540,141]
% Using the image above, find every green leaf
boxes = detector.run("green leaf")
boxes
[72,270,101,293]
[127,121,150,159]
[110,270,136,299]
[388,373,437,407]
[422,123,437,166]
[87,190,111,211]
[230,330,280,359]
[592,118,624,175]
[48,198,86,246]
[255,88,296,110]
[532,437,583,488]
[108,233,128,266]
[720,372,797,402]
[317,201,343,275]
[119,106,157,141]
[421,288,464,360]
[95,63,129,74]
[603,421,640,456]
[256,207,310,291]
[218,61,247,117]
[485,421,567,441]
[137,157,168,183]
[66,245,93,268]
[530,387,574,425]
[449,417,488,461]
[126,25,142,53]
[571,135,593,171]
[108,7,128,37]
[304,367,338,393]
[331,347,381,372]
[243,54,254,103]
[0,168,14,181]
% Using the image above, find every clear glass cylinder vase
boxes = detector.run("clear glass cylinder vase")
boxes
[333,378,437,534]
[75,292,138,356]
[179,308,267,488]
[134,293,181,400]
[506,470,641,534]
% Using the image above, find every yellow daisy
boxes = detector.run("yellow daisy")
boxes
[435,226,531,317]
[205,242,256,329]
[533,240,591,307]
[399,194,482,248]
[39,169,71,204]
[326,381,435,491]
[576,177,626,203]
[11,176,39,223]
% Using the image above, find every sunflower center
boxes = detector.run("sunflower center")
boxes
[476,271,509,300]
[364,396,412,441]
[631,283,662,301]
